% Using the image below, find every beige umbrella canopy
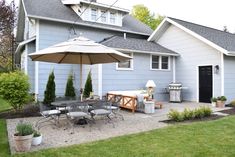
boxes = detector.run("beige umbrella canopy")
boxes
[29,37,132,96]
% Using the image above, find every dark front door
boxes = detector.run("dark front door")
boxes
[199,66,213,103]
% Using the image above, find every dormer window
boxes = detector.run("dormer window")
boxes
[101,10,107,22]
[91,8,97,21]
[110,12,116,24]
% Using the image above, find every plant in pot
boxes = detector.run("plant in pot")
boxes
[32,130,42,146]
[14,123,34,152]
[216,96,227,108]
[211,97,217,107]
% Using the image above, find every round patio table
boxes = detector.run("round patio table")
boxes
[51,100,79,108]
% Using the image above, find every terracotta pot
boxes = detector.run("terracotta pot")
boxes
[14,134,33,152]
[32,135,42,146]
[216,100,225,108]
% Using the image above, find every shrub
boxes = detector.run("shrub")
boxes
[211,97,217,102]
[0,71,30,110]
[168,106,212,122]
[33,130,41,137]
[182,108,195,120]
[65,73,76,98]
[217,96,227,101]
[168,109,184,122]
[16,123,34,136]
[83,71,93,98]
[43,71,56,105]
[230,100,235,107]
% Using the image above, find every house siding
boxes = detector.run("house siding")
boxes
[27,42,36,93]
[156,25,222,102]
[36,20,146,100]
[102,52,173,101]
[224,55,235,102]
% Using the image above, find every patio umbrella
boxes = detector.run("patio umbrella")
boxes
[28,36,132,97]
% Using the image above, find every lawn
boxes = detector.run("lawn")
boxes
[0,97,11,112]
[0,116,235,157]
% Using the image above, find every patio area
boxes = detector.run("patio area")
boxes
[6,102,227,154]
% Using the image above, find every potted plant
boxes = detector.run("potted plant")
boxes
[216,96,227,108]
[14,123,34,152]
[32,130,42,146]
[211,97,217,107]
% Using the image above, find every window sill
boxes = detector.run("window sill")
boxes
[150,68,171,72]
[116,68,134,71]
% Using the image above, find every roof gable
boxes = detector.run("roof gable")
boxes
[21,0,152,36]
[148,17,235,56]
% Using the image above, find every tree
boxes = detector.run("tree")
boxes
[43,71,56,105]
[0,0,16,71]
[131,4,164,30]
[83,71,93,98]
[65,73,76,98]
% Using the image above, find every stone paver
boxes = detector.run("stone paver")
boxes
[7,102,229,154]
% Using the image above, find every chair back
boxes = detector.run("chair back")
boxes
[68,102,89,113]
[92,100,111,110]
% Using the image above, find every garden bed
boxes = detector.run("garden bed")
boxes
[161,114,224,124]
[219,108,235,115]
[0,103,40,119]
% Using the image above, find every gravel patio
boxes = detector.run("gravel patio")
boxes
[7,102,227,154]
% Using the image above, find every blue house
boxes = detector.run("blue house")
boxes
[16,0,235,103]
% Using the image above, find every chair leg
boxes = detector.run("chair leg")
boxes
[107,115,115,128]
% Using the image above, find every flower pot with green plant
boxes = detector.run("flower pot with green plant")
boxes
[32,130,42,146]
[211,97,217,107]
[14,123,34,152]
[216,96,227,108]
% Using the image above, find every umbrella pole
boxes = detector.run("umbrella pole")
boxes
[80,55,83,101]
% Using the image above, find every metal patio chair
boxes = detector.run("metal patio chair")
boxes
[89,100,115,128]
[105,94,124,120]
[66,102,92,134]
[35,103,61,130]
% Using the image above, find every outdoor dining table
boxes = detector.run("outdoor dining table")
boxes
[51,100,79,108]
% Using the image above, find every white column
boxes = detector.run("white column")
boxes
[173,56,176,82]
[35,20,40,101]
[98,64,103,98]
[221,52,224,95]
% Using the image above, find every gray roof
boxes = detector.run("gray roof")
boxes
[169,17,235,51]
[100,36,178,55]
[22,0,153,35]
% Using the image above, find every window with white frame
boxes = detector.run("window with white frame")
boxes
[101,10,107,22]
[91,8,97,21]
[117,53,133,70]
[151,55,170,70]
[110,12,116,24]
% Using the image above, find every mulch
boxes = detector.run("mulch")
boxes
[160,114,224,124]
[219,108,235,115]
[0,104,40,119]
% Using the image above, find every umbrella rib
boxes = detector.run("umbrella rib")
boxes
[107,54,122,62]
[58,53,69,63]
[31,54,45,61]
[87,54,92,64]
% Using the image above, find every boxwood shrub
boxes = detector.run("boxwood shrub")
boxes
[0,71,30,110]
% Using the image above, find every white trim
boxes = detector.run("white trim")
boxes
[35,20,40,101]
[25,45,28,75]
[27,15,151,36]
[111,48,179,56]
[173,56,176,82]
[148,17,230,55]
[221,52,224,95]
[116,53,134,71]
[196,64,214,102]
[148,18,168,41]
[150,54,171,71]
[15,36,36,54]
[98,64,103,98]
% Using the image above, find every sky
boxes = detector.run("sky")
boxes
[7,0,235,32]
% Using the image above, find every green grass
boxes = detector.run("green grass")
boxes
[0,97,11,112]
[0,119,10,157]
[1,116,235,157]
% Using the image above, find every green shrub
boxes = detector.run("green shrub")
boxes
[65,73,76,98]
[168,109,184,122]
[16,123,34,136]
[230,100,235,107]
[217,96,227,101]
[182,108,195,120]
[33,130,41,137]
[83,71,93,98]
[168,106,212,122]
[211,97,217,102]
[0,71,30,110]
[43,71,56,105]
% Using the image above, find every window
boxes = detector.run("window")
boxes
[101,10,107,22]
[91,9,97,21]
[117,53,133,70]
[110,12,116,24]
[151,55,170,70]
